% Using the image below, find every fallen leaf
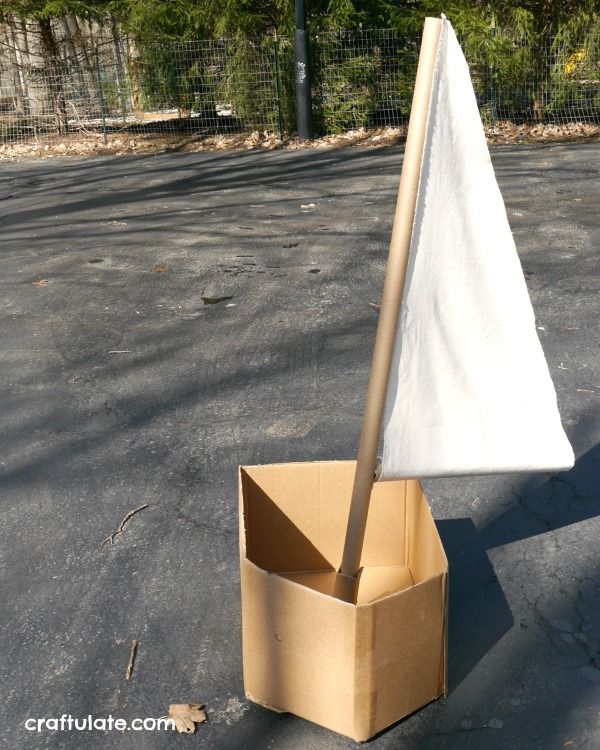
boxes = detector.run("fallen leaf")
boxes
[165,704,207,733]
[32,279,49,287]
[202,295,233,305]
[151,265,168,273]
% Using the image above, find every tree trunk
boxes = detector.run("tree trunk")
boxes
[65,14,102,116]
[127,37,143,116]
[4,20,26,116]
[9,16,32,117]
[110,15,129,120]
[37,17,68,134]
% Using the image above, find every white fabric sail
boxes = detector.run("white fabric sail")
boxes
[380,19,574,480]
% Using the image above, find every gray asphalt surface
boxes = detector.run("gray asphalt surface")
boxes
[1,143,599,750]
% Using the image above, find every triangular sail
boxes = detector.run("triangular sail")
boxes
[380,19,574,480]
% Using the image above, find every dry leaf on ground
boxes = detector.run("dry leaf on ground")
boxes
[1,122,598,162]
[32,279,49,287]
[151,265,168,273]
[165,703,207,733]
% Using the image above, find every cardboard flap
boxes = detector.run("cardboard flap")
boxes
[240,467,334,573]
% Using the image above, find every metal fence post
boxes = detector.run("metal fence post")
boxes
[95,47,108,145]
[295,0,313,139]
[489,26,498,127]
[273,34,285,139]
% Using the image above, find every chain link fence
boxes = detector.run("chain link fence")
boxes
[0,26,599,146]
[0,32,294,144]
[312,29,421,133]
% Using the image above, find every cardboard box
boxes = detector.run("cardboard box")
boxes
[239,460,448,741]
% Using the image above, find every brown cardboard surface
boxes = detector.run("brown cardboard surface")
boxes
[241,462,409,571]
[239,460,448,741]
[280,565,414,605]
[406,480,448,582]
[241,560,358,736]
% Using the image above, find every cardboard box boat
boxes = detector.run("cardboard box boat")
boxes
[237,13,574,742]
[239,460,448,741]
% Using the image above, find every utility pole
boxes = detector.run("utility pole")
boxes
[295,0,312,140]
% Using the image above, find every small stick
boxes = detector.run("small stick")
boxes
[101,504,148,547]
[125,639,138,680]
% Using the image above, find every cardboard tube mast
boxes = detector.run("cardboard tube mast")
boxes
[336,17,443,601]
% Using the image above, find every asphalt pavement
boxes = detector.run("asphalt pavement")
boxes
[0,142,599,750]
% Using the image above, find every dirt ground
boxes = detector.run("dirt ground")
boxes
[0,120,598,161]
